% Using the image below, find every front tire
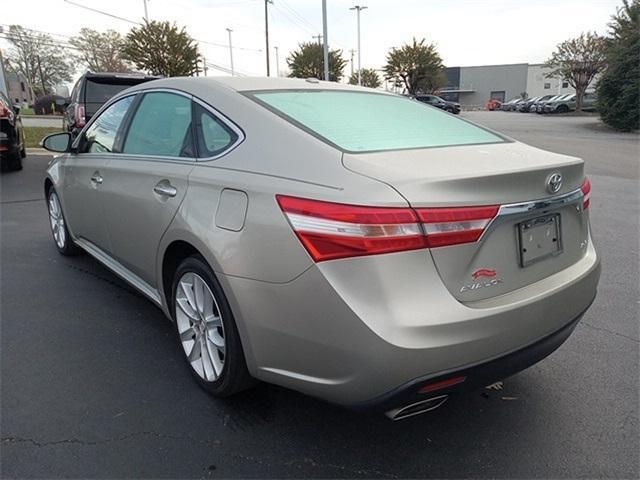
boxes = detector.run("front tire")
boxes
[556,104,569,114]
[47,187,81,256]
[172,256,253,397]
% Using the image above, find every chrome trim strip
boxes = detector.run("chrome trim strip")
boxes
[497,188,584,217]
[481,187,584,240]
[75,238,162,305]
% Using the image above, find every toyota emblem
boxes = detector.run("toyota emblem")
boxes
[546,173,563,193]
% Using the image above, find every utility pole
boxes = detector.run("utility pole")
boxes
[226,28,235,76]
[350,5,367,85]
[321,0,329,81]
[143,0,149,21]
[264,0,271,76]
[312,34,323,45]
[36,55,46,96]
[202,57,208,76]
[274,46,280,77]
[349,49,355,77]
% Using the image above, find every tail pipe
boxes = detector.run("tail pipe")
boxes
[385,395,449,421]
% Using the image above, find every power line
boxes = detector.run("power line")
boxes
[278,0,318,32]
[63,0,140,24]
[271,3,315,36]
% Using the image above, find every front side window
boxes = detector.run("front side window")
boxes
[123,92,193,158]
[251,90,504,152]
[82,95,134,153]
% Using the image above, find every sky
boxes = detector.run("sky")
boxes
[0,0,622,83]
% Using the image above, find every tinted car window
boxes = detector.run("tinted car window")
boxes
[194,103,238,157]
[85,79,141,103]
[123,92,193,158]
[82,95,134,154]
[252,90,503,152]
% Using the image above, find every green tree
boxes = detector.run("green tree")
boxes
[4,25,74,97]
[383,38,445,95]
[287,42,346,82]
[597,0,639,131]
[122,20,200,76]
[545,32,608,112]
[348,68,381,88]
[69,28,130,73]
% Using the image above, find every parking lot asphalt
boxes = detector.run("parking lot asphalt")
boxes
[1,112,638,479]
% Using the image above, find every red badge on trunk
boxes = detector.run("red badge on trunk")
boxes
[472,268,497,279]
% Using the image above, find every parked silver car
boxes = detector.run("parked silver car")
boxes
[42,77,600,420]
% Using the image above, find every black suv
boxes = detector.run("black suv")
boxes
[63,72,160,136]
[0,91,25,172]
[414,94,461,114]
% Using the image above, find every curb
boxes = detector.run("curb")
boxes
[26,148,55,156]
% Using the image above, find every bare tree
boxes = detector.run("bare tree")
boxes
[4,25,74,97]
[69,28,130,73]
[545,32,608,112]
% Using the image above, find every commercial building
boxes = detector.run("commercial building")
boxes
[440,63,591,107]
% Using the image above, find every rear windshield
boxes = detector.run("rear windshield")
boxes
[84,78,149,103]
[250,90,504,152]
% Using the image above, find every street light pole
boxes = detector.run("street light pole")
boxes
[264,0,271,76]
[143,0,149,21]
[226,28,234,76]
[322,0,329,81]
[274,46,280,77]
[350,5,367,86]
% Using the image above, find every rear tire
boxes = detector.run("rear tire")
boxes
[172,255,254,397]
[47,186,81,256]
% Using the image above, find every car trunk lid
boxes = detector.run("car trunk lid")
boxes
[343,142,590,302]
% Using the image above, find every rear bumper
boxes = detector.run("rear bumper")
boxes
[351,299,592,411]
[223,239,600,406]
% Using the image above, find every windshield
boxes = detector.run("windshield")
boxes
[250,90,504,153]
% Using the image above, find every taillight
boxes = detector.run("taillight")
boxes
[276,195,499,262]
[416,205,499,247]
[0,104,11,118]
[276,195,425,262]
[581,177,591,209]
[75,104,86,128]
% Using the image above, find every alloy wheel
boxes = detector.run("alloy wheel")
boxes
[48,192,66,249]
[175,272,226,382]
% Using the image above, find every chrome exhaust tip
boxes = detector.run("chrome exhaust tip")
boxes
[385,395,448,421]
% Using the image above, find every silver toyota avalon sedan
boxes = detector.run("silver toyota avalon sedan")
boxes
[42,77,600,420]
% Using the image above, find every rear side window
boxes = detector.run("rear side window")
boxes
[194,103,238,158]
[123,92,194,158]
[251,90,504,153]
[82,95,134,153]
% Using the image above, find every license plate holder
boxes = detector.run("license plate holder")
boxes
[517,213,562,267]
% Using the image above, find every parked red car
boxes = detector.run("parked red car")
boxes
[485,99,502,111]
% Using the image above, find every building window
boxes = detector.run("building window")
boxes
[562,81,569,88]
[20,82,25,92]
[544,83,551,89]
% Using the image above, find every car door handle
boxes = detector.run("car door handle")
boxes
[90,173,103,185]
[153,182,177,198]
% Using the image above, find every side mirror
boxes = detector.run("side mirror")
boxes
[13,105,21,115]
[41,132,72,153]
